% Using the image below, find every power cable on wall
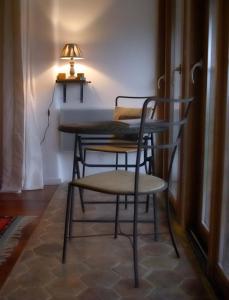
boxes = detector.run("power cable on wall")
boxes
[40,84,57,145]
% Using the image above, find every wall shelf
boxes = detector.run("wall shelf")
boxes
[56,79,91,103]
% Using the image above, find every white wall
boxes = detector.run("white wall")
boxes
[29,0,158,183]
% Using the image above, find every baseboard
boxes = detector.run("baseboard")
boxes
[188,229,208,272]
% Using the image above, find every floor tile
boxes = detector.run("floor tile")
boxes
[0,187,217,300]
[76,287,119,300]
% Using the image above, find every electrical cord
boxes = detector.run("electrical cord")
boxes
[40,84,57,145]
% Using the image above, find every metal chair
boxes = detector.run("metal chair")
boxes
[81,96,157,173]
[80,96,157,209]
[62,96,194,287]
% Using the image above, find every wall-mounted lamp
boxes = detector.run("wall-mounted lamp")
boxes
[60,43,83,79]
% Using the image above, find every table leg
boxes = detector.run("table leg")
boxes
[69,135,85,237]
[80,82,83,103]
[73,136,85,211]
[72,134,78,180]
[63,83,66,103]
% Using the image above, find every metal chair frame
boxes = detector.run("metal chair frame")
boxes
[80,96,157,175]
[62,96,194,288]
[78,96,157,211]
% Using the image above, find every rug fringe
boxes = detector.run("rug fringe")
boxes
[0,216,36,264]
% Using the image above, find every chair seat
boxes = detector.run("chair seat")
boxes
[73,170,167,195]
[85,144,137,153]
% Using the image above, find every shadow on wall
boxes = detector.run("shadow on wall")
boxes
[30,0,58,79]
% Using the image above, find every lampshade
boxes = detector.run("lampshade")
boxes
[60,43,83,60]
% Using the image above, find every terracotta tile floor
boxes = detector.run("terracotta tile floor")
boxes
[0,185,217,300]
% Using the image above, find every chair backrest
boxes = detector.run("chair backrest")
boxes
[113,96,157,121]
[134,97,194,193]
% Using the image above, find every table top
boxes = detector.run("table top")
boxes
[58,119,167,135]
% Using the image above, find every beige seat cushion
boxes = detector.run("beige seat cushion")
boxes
[85,143,137,153]
[73,170,167,195]
[113,106,152,121]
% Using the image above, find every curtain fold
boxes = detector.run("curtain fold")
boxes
[0,0,3,187]
[0,0,44,192]
[21,0,44,190]
[0,0,24,192]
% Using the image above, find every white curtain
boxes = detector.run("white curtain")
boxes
[21,0,44,190]
[0,0,24,192]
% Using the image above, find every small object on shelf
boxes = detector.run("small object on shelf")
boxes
[77,73,85,80]
[56,79,91,103]
[57,73,66,80]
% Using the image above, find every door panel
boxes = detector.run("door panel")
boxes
[201,0,217,230]
[169,0,183,203]
[186,0,211,251]
[218,43,229,281]
[161,0,229,296]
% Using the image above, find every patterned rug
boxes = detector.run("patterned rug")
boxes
[0,185,216,300]
[0,217,16,238]
[0,215,36,266]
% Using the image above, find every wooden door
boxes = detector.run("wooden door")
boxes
[179,0,229,296]
[157,0,229,296]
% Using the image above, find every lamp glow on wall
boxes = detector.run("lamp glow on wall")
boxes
[60,43,83,79]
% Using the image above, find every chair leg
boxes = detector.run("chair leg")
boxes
[115,152,118,170]
[80,149,86,213]
[74,149,85,213]
[68,187,74,239]
[153,194,158,241]
[145,146,151,213]
[79,188,85,213]
[144,147,148,174]
[125,152,128,209]
[147,158,152,175]
[165,189,180,258]
[150,133,155,174]
[62,183,73,263]
[145,195,150,213]
[115,153,119,227]
[82,149,87,177]
[74,158,85,213]
[114,195,120,238]
[133,194,139,288]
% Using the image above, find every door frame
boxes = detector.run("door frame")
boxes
[208,0,229,297]
[156,0,229,296]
